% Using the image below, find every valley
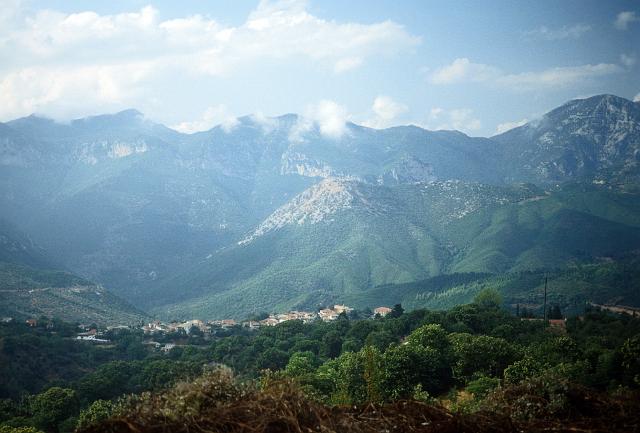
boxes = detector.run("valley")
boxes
[0,94,639,321]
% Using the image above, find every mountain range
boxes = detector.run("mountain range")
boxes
[0,94,639,320]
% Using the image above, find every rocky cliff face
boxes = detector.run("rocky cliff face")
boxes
[378,156,436,185]
[239,178,356,245]
[494,95,640,183]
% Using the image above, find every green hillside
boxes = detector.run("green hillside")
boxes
[1,95,639,321]
[353,258,640,315]
[0,262,148,325]
[150,182,640,320]
[0,221,148,325]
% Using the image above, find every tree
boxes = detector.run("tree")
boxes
[404,323,454,389]
[347,310,361,320]
[320,331,343,359]
[317,352,366,404]
[188,325,204,338]
[256,348,289,371]
[0,399,21,424]
[77,361,133,403]
[275,320,305,341]
[382,343,443,399]
[76,399,118,430]
[387,304,404,319]
[449,333,519,382]
[621,335,640,386]
[473,288,503,309]
[466,375,500,399]
[290,338,320,355]
[548,305,563,320]
[0,427,44,433]
[361,345,384,404]
[30,387,78,433]
[503,356,544,384]
[527,336,578,367]
[341,338,362,353]
[364,330,395,351]
[246,311,269,321]
[405,324,449,352]
[346,321,378,344]
[285,352,319,377]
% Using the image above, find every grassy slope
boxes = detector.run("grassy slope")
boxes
[0,262,148,325]
[365,258,640,315]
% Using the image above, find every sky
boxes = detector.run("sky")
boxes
[0,0,638,137]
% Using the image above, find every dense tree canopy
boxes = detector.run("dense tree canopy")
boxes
[1,300,639,432]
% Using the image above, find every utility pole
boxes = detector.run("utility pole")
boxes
[543,275,548,326]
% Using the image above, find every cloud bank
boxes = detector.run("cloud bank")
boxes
[172,105,239,134]
[524,24,591,40]
[289,100,350,141]
[429,58,623,90]
[362,96,408,129]
[615,11,639,30]
[424,107,482,134]
[494,119,528,135]
[0,0,419,121]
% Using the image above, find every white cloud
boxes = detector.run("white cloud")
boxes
[0,0,23,31]
[334,57,363,73]
[447,109,481,132]
[289,99,350,141]
[494,119,528,135]
[428,107,443,118]
[497,63,623,89]
[620,53,636,68]
[634,93,640,102]
[424,107,481,134]
[309,100,349,138]
[429,58,623,90]
[429,58,499,84]
[288,116,314,143]
[524,24,591,40]
[172,105,238,134]
[250,111,279,134]
[615,11,639,30]
[0,0,419,120]
[0,63,153,120]
[362,95,408,129]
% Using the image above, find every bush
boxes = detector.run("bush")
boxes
[76,400,121,430]
[466,375,500,399]
[0,427,44,433]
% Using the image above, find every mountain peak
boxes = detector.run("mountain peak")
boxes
[70,109,147,131]
[80,108,142,121]
[114,108,144,118]
[493,92,640,183]
[558,94,635,113]
[7,113,60,128]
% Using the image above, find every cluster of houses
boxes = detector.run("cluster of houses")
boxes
[76,327,110,343]
[139,304,396,336]
[141,319,229,335]
[7,304,397,353]
[251,310,318,327]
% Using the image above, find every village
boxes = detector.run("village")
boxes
[2,304,395,352]
[9,300,623,352]
[137,304,394,336]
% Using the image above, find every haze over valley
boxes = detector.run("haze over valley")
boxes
[1,2,640,432]
[1,94,640,321]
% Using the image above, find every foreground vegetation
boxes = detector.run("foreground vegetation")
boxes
[78,367,640,433]
[1,290,639,432]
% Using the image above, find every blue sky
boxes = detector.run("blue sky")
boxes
[1,0,638,136]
